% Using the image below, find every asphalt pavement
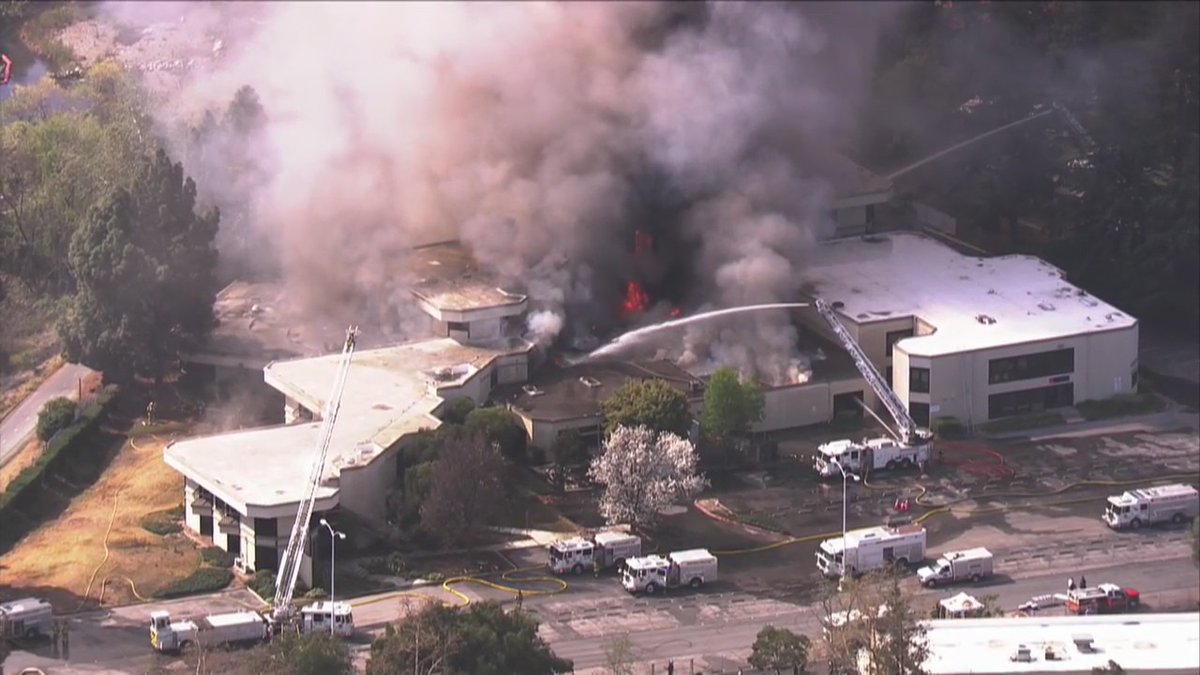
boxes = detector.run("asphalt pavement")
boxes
[546,555,1200,671]
[3,555,1196,674]
[0,362,97,468]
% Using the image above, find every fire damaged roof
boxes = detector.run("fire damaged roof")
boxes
[408,241,528,314]
[501,360,700,423]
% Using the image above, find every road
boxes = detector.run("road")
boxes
[545,556,1200,671]
[0,363,97,468]
[4,555,1195,674]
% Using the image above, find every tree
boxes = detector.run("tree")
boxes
[444,396,476,424]
[464,407,528,461]
[600,379,692,437]
[367,601,572,675]
[602,634,637,675]
[588,425,707,530]
[749,625,812,674]
[701,367,766,443]
[58,148,220,384]
[37,396,77,441]
[819,571,930,675]
[260,630,353,675]
[547,429,589,491]
[420,429,508,546]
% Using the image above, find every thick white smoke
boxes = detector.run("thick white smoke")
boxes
[98,1,898,384]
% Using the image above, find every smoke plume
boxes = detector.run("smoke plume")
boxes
[99,1,900,384]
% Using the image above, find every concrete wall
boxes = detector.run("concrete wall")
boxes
[897,324,1139,428]
[913,201,957,235]
[754,384,832,433]
[337,447,398,524]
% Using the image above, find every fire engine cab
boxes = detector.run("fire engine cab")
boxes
[1065,583,1140,615]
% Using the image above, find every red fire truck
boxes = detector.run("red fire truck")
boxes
[1065,583,1140,615]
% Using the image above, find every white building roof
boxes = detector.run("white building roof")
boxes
[802,233,1137,357]
[165,336,532,511]
[921,612,1200,674]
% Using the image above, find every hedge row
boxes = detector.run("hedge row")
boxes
[155,567,234,599]
[0,385,119,516]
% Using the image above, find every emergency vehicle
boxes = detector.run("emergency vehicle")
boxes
[1065,583,1140,615]
[1103,483,1199,530]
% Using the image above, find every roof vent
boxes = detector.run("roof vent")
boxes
[522,385,545,397]
[976,314,997,325]
[1073,634,1095,653]
[579,376,603,388]
[1039,302,1056,311]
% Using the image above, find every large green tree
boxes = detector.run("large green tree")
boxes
[701,367,766,443]
[600,378,692,437]
[749,625,812,674]
[58,148,219,384]
[367,602,572,675]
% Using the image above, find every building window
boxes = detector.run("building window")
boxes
[910,367,930,394]
[988,383,1074,419]
[255,517,278,538]
[909,401,930,427]
[988,348,1074,384]
[447,321,468,332]
[886,329,915,357]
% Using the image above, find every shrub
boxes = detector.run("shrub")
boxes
[932,416,967,439]
[141,512,182,536]
[444,397,476,425]
[464,407,528,462]
[250,570,277,600]
[156,567,233,599]
[37,397,77,442]
[200,546,235,568]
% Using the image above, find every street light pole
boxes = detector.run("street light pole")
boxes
[318,518,346,636]
[831,459,859,592]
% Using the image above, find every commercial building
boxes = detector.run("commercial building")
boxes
[164,242,533,583]
[799,232,1138,429]
[913,612,1200,674]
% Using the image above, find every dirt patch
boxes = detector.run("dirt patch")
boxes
[0,400,207,609]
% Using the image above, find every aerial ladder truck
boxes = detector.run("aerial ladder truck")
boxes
[812,299,933,478]
[150,327,360,654]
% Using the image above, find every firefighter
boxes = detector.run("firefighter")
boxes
[1079,575,1087,589]
[1068,577,1076,593]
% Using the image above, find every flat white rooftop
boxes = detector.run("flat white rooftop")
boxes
[165,336,532,510]
[921,612,1200,674]
[802,233,1137,356]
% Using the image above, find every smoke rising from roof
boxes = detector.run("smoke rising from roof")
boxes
[103,1,900,384]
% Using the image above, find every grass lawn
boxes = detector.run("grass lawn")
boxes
[0,437,42,493]
[0,429,205,609]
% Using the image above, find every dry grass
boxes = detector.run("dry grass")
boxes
[0,431,204,608]
[0,353,65,420]
[0,437,43,493]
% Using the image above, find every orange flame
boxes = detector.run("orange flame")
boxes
[620,281,649,319]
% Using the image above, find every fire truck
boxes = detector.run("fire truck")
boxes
[1065,583,1140,615]
[548,531,642,575]
[816,523,927,579]
[1103,483,1199,530]
[810,299,933,479]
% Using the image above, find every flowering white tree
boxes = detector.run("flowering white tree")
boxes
[588,424,707,530]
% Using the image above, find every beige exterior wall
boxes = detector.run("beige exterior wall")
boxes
[754,384,832,433]
[897,324,1139,428]
[338,447,399,523]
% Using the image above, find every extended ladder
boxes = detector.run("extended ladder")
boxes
[272,326,359,621]
[814,299,928,445]
[1051,101,1097,152]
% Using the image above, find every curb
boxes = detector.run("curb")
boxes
[692,498,790,542]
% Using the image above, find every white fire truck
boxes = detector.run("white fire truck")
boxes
[548,531,642,575]
[1103,483,1199,530]
[810,299,933,479]
[817,523,927,579]
[0,597,54,639]
[621,549,718,595]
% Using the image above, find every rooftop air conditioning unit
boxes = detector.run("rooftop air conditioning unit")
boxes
[580,377,603,388]
[522,385,545,397]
